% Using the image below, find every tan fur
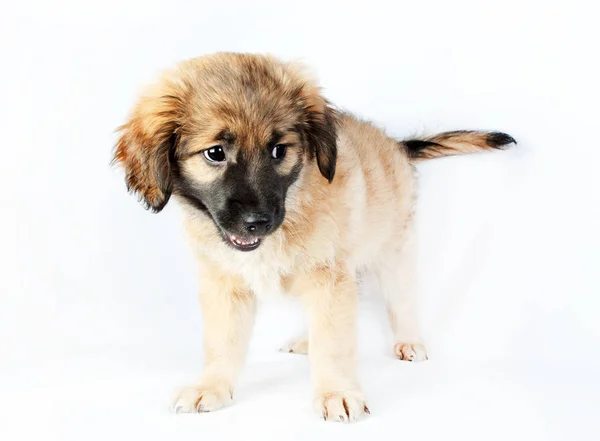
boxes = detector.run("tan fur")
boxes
[114,52,513,422]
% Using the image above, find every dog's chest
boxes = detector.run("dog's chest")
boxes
[218,244,293,299]
[241,265,285,299]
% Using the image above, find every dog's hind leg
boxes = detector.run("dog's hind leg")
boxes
[375,228,428,362]
[279,333,309,355]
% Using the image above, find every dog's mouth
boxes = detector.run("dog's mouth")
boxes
[225,233,262,251]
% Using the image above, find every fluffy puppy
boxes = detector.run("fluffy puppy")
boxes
[113,52,514,422]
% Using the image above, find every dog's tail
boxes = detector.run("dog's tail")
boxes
[401,130,516,161]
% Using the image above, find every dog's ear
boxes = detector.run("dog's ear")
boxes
[112,80,186,212]
[291,67,339,183]
[305,99,338,183]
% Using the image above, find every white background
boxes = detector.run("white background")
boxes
[1,0,599,440]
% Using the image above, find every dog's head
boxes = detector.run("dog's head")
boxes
[113,53,338,251]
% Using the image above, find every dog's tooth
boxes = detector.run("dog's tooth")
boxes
[229,234,261,247]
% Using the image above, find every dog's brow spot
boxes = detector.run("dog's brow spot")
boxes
[215,129,235,143]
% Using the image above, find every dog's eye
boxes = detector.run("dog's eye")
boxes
[203,146,226,162]
[271,144,287,160]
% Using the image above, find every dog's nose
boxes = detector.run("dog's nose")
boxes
[242,211,273,235]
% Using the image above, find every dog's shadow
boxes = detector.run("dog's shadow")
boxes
[235,351,435,416]
[236,356,310,400]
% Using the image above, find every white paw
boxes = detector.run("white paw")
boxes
[315,390,370,423]
[393,342,428,362]
[279,337,308,355]
[170,384,233,413]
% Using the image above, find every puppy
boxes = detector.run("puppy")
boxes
[113,52,514,422]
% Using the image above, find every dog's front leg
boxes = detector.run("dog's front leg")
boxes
[298,266,369,422]
[172,259,256,413]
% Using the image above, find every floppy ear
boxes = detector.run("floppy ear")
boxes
[305,99,338,183]
[293,72,339,183]
[112,81,185,212]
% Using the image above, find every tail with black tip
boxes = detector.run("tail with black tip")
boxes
[401,130,516,161]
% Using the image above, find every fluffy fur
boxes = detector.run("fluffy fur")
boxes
[113,52,515,422]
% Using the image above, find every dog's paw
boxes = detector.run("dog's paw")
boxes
[393,342,428,362]
[315,390,370,423]
[279,337,308,355]
[170,384,233,413]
